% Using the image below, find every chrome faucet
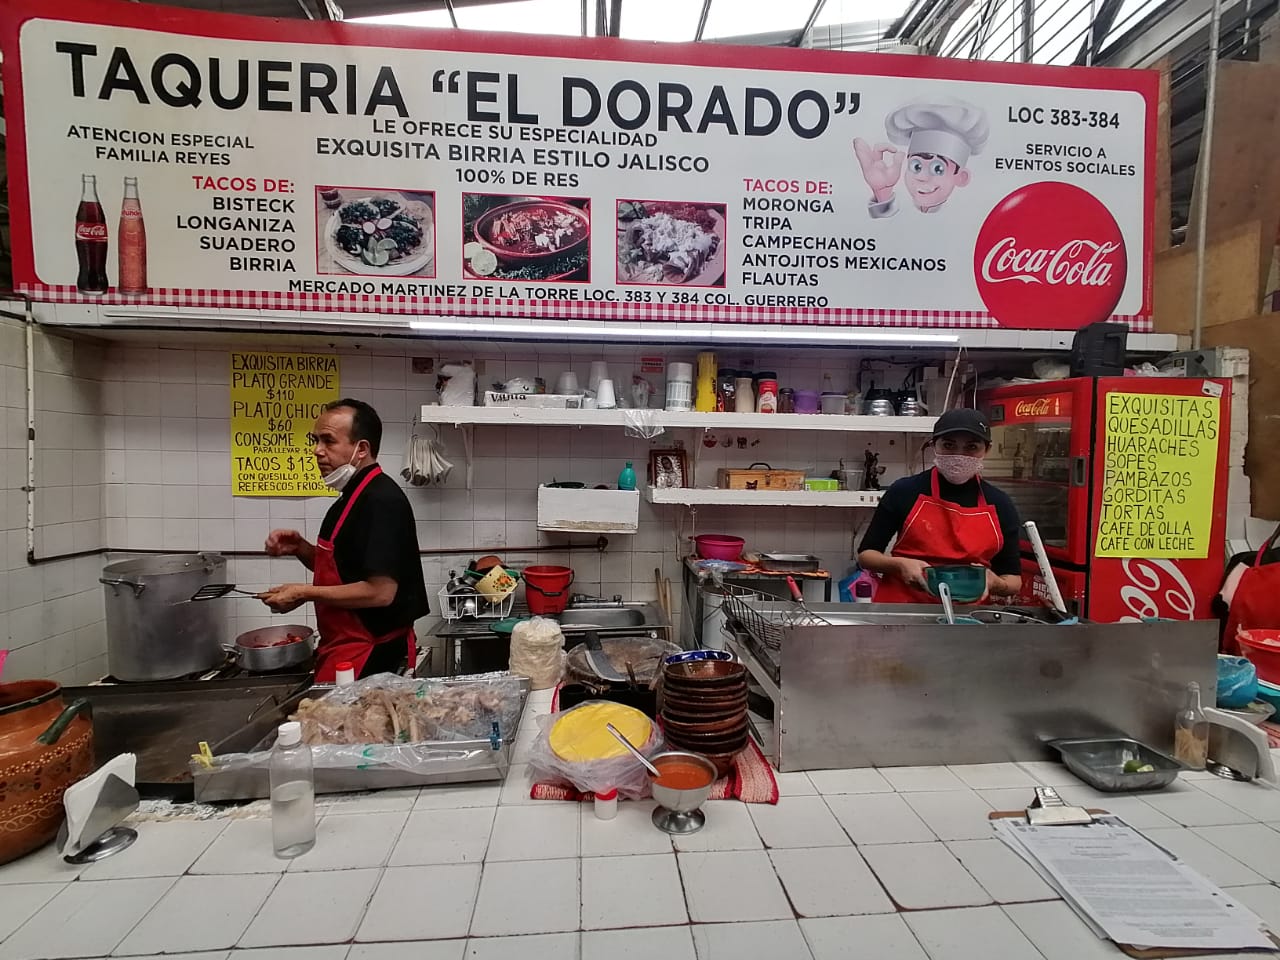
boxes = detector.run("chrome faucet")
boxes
[570,593,624,607]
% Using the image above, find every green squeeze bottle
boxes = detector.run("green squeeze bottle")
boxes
[618,461,637,491]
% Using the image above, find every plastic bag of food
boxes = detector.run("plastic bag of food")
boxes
[529,700,663,799]
[509,617,566,690]
[191,673,528,782]
[1216,655,1258,708]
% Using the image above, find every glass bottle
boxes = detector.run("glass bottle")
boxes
[1173,681,1209,770]
[271,721,316,858]
[118,176,147,294]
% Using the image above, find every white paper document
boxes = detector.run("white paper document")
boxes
[992,816,1274,951]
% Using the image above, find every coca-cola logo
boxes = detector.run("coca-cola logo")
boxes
[973,182,1126,330]
[1014,399,1051,418]
[76,222,108,241]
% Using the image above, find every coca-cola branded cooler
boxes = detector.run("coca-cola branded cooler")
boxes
[980,377,1230,622]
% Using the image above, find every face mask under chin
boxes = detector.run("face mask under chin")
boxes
[934,453,983,485]
[322,448,362,491]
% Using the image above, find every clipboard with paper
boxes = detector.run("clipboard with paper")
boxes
[990,790,1278,957]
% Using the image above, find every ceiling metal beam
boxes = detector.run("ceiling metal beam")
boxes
[796,0,829,45]
[1073,0,1122,63]
[694,0,714,40]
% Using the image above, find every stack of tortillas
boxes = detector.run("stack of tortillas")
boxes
[549,702,653,762]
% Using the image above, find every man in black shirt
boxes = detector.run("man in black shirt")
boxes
[260,399,429,681]
[858,408,1022,603]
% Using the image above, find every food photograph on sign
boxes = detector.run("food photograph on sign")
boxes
[316,187,436,278]
[615,199,728,287]
[461,193,591,282]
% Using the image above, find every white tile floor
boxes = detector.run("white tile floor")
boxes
[2,689,1279,959]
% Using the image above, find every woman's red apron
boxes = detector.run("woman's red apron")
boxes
[1222,542,1280,654]
[874,469,1004,604]
[312,465,416,682]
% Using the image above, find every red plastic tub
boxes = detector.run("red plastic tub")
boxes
[523,565,575,615]
[1238,629,1280,685]
[693,535,745,561]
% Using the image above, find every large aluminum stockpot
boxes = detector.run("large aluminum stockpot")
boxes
[101,553,228,681]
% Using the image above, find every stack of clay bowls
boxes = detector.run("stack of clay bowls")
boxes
[660,660,749,776]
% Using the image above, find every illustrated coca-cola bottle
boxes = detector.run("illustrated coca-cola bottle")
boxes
[75,174,109,295]
[118,176,147,294]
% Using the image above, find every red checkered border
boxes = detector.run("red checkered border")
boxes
[24,284,1153,332]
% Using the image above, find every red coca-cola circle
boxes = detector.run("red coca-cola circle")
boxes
[973,182,1127,330]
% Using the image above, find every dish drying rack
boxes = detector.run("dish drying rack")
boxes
[720,583,820,650]
[437,587,516,621]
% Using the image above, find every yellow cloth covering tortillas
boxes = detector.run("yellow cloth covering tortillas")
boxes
[549,702,652,762]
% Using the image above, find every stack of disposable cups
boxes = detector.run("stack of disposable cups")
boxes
[665,362,694,411]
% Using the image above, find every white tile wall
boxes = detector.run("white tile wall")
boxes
[1,317,107,684]
[97,342,920,642]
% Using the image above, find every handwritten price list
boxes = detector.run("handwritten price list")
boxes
[230,351,341,497]
[1094,392,1220,559]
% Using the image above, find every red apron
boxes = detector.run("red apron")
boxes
[312,464,416,682]
[1222,541,1280,655]
[874,469,1004,604]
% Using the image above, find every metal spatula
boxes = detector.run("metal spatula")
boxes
[189,584,260,602]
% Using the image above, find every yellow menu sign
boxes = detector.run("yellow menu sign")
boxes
[230,352,341,497]
[1095,391,1220,559]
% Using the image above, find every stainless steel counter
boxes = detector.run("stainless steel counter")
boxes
[725,603,1217,773]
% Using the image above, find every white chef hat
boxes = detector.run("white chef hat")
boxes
[885,99,990,169]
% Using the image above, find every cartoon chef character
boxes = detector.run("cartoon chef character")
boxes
[853,99,989,218]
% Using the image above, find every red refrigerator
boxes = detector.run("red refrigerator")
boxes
[980,377,1230,622]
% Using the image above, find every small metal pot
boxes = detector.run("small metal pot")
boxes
[227,625,314,673]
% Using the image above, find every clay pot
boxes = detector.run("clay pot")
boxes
[663,661,747,686]
[0,681,95,865]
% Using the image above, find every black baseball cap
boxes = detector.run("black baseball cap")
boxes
[932,408,991,443]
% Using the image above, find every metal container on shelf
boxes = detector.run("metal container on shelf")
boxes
[100,553,228,681]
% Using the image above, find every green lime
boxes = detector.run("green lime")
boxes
[470,248,499,276]
[463,242,484,259]
[376,238,399,253]
[1122,759,1153,773]
[360,245,390,267]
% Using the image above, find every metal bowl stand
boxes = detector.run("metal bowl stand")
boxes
[652,804,708,834]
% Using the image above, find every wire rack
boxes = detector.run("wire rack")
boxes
[719,583,806,650]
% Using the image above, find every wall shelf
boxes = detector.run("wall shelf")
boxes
[646,487,884,508]
[420,405,937,434]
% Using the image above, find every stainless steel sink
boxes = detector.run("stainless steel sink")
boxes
[555,602,667,632]
[557,608,647,628]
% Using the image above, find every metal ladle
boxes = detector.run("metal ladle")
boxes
[606,723,660,777]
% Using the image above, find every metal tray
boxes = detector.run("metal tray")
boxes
[64,676,312,801]
[1049,737,1182,792]
[758,553,821,573]
[193,675,529,802]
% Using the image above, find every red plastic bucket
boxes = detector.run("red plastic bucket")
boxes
[523,565,575,615]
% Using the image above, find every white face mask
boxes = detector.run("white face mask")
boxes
[322,447,362,491]
[934,453,983,485]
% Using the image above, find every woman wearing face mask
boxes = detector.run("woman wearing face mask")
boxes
[857,408,1023,604]
[260,398,429,682]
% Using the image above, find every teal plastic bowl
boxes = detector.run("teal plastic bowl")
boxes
[925,565,987,603]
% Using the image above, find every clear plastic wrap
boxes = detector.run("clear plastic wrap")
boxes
[529,700,664,799]
[509,617,567,690]
[623,407,664,440]
[190,674,527,782]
